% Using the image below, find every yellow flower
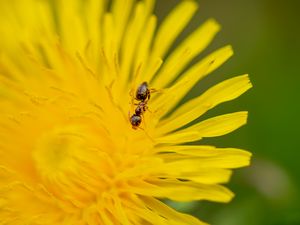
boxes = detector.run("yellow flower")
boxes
[0,0,252,224]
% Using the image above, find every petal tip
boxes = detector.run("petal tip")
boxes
[206,18,221,32]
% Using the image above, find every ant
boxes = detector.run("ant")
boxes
[129,82,156,129]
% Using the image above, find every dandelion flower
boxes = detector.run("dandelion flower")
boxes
[0,0,252,224]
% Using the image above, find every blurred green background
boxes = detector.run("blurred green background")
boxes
[156,0,300,224]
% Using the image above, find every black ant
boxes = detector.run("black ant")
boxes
[129,82,156,129]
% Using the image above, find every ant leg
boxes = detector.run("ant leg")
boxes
[129,89,135,113]
[141,103,151,113]
[141,113,147,129]
[129,88,135,103]
[136,124,155,143]
[146,106,152,113]
[129,88,133,97]
[128,111,131,121]
[149,88,164,94]
[147,92,151,101]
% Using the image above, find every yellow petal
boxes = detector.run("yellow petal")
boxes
[0,166,16,187]
[160,148,252,170]
[119,2,153,96]
[158,168,233,184]
[151,0,198,58]
[155,130,200,144]
[112,195,131,225]
[111,0,135,50]
[0,182,62,224]
[134,15,157,80]
[85,0,107,62]
[150,45,234,119]
[142,197,208,225]
[56,0,87,53]
[152,19,220,87]
[156,112,248,143]
[134,180,234,203]
[158,75,252,134]
[144,0,198,82]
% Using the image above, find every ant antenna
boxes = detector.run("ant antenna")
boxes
[138,126,155,143]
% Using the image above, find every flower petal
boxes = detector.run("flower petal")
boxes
[150,45,234,119]
[156,112,248,143]
[151,0,198,58]
[152,19,220,87]
[134,180,234,203]
[157,75,252,134]
[159,148,252,170]
[144,0,198,82]
[111,0,135,50]
[119,2,155,94]
[142,197,208,225]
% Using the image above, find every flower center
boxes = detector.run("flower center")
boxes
[32,125,112,208]
[32,125,85,180]
[31,122,141,210]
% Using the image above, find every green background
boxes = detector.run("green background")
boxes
[156,0,300,224]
